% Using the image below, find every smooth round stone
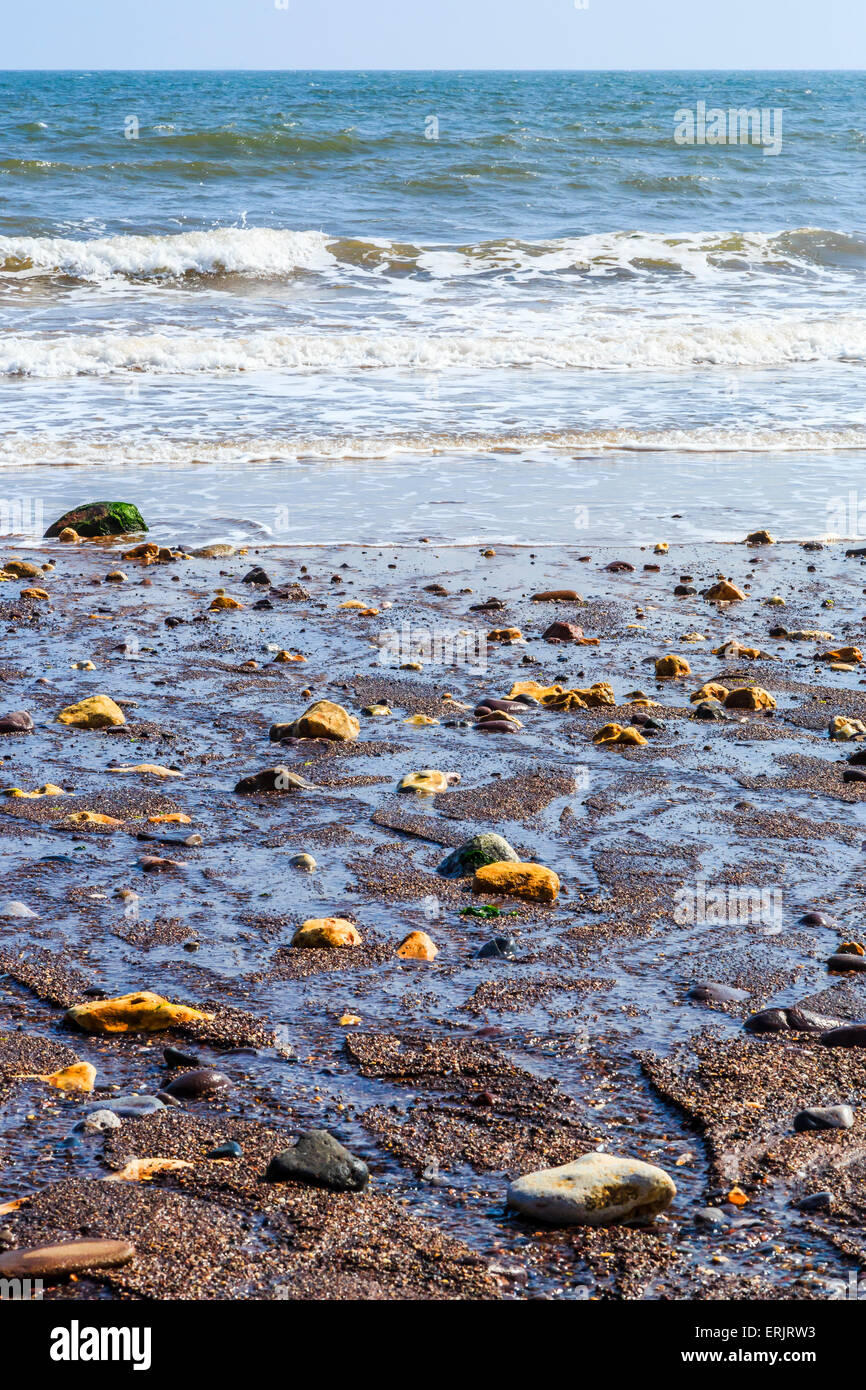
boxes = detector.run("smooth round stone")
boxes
[688,982,750,1004]
[796,1190,834,1213]
[162,1068,231,1100]
[163,1046,201,1069]
[75,1109,122,1134]
[799,911,832,927]
[88,1094,164,1118]
[0,710,34,734]
[744,1008,790,1034]
[506,1153,676,1227]
[266,1129,368,1192]
[820,1024,866,1048]
[843,768,866,783]
[207,1141,243,1160]
[476,936,519,960]
[0,1239,135,1280]
[694,1206,730,1227]
[793,1105,855,1132]
[437,833,519,878]
[288,853,317,872]
[828,953,866,973]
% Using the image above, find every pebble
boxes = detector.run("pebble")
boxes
[234,767,316,794]
[476,936,519,960]
[288,852,317,872]
[0,1239,136,1281]
[0,710,34,734]
[0,900,39,919]
[75,1109,123,1134]
[827,952,866,972]
[207,1141,243,1159]
[507,1153,676,1226]
[162,1068,231,1100]
[687,982,750,1004]
[796,1191,834,1213]
[793,1105,855,1132]
[265,1129,369,1191]
[437,833,519,878]
[396,930,438,960]
[820,1024,866,1048]
[87,1094,164,1118]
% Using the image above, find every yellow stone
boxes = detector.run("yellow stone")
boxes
[397,930,439,961]
[398,769,448,795]
[105,1158,194,1183]
[20,1062,96,1093]
[487,627,523,642]
[362,704,391,716]
[292,918,362,949]
[57,695,126,729]
[107,764,183,778]
[705,580,746,602]
[123,542,160,561]
[472,861,560,904]
[829,716,866,741]
[71,661,97,671]
[288,700,360,741]
[62,811,125,828]
[4,784,64,799]
[713,641,761,659]
[403,713,439,726]
[272,650,306,663]
[723,687,776,711]
[21,587,50,601]
[209,595,243,610]
[58,527,80,543]
[66,991,215,1034]
[339,1013,362,1026]
[593,723,648,746]
[655,654,691,679]
[654,542,669,554]
[2,560,41,578]
[690,682,729,703]
[817,646,863,664]
[147,813,192,825]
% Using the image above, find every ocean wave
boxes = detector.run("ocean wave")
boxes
[1,225,865,285]
[2,317,865,376]
[3,426,866,468]
[0,227,334,281]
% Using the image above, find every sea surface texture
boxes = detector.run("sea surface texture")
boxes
[1,70,864,543]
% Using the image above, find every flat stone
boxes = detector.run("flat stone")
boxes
[0,1239,136,1280]
[0,900,39,919]
[87,1094,164,1118]
[793,1105,855,1132]
[265,1129,369,1191]
[507,1152,676,1226]
[688,982,750,1004]
[74,1109,123,1134]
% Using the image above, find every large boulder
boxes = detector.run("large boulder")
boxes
[44,502,148,538]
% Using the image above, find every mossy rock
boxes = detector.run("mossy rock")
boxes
[44,502,148,539]
[437,832,519,878]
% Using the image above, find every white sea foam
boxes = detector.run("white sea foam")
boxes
[2,425,866,469]
[0,227,334,280]
[1,225,863,283]
[2,316,865,376]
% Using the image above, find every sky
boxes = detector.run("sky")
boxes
[3,0,864,70]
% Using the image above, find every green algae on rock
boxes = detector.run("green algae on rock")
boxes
[44,501,148,538]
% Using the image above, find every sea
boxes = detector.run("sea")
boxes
[1,69,865,545]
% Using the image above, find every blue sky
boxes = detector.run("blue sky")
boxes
[4,0,864,69]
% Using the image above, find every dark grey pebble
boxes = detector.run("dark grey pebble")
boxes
[265,1129,369,1192]
[796,1191,834,1212]
[820,1024,866,1048]
[828,953,866,972]
[162,1068,231,1100]
[476,936,519,960]
[207,1141,243,1159]
[0,710,34,734]
[688,982,750,1004]
[164,1047,201,1069]
[799,911,832,926]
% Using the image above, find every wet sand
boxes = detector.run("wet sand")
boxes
[2,531,866,1300]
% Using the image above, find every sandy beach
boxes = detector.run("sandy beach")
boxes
[1,527,866,1301]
